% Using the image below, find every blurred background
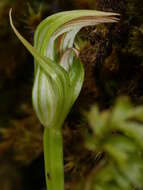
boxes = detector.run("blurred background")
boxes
[0,0,143,190]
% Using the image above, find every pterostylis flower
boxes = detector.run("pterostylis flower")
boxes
[9,9,119,190]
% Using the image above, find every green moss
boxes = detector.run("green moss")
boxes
[80,97,143,190]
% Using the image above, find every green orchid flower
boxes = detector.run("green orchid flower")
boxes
[9,9,119,190]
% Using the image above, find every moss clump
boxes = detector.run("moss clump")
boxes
[81,97,143,190]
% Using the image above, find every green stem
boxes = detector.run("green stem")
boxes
[44,127,64,190]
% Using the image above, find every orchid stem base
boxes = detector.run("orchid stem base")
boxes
[44,127,64,190]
